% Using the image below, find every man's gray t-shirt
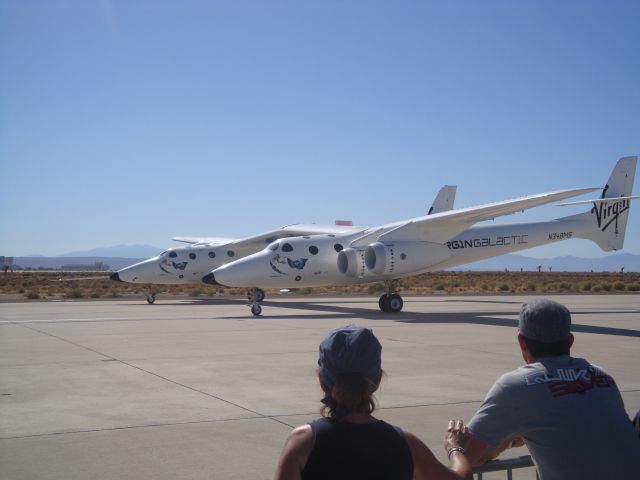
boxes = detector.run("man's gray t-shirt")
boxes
[468,356,639,480]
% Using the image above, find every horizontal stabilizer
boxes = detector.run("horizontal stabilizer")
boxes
[557,195,640,207]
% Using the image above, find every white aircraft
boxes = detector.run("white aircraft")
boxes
[204,157,638,315]
[109,224,361,303]
[110,184,459,303]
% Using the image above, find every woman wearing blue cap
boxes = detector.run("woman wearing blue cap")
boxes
[274,325,472,480]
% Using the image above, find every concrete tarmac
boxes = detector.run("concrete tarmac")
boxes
[1,295,639,480]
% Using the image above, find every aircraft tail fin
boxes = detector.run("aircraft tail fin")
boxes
[562,156,637,251]
[428,185,457,215]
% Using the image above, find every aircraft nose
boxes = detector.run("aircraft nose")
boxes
[202,273,220,285]
[113,256,160,283]
[210,255,263,287]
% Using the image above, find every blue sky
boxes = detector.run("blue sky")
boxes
[1,1,639,258]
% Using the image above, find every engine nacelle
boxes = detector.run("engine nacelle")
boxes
[337,248,366,277]
[364,241,451,276]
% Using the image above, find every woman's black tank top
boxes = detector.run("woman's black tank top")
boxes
[301,417,413,480]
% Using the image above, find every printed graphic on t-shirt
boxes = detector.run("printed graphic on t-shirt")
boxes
[524,365,616,397]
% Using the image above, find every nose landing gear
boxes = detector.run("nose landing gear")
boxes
[247,288,266,316]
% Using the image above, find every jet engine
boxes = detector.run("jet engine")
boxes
[364,241,451,276]
[337,248,366,277]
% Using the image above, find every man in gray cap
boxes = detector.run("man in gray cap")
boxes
[463,299,639,480]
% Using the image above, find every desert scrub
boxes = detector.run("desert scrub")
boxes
[581,281,593,291]
[626,283,640,291]
[558,282,572,291]
[613,282,625,291]
[25,291,40,299]
[65,288,84,299]
[498,283,510,292]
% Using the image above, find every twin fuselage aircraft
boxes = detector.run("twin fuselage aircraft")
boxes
[113,157,637,315]
[110,186,457,303]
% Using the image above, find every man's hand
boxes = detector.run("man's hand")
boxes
[443,419,471,454]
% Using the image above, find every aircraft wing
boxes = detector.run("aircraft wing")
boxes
[363,187,599,245]
[228,223,365,251]
[173,236,239,245]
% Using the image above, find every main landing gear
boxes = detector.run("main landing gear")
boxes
[378,281,403,313]
[147,293,156,304]
[248,288,266,316]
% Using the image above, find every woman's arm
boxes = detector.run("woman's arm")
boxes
[405,420,472,480]
[273,425,314,480]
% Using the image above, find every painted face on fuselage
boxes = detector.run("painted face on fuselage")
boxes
[210,234,351,288]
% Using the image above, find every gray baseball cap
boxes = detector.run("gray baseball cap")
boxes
[318,325,382,390]
[519,299,571,342]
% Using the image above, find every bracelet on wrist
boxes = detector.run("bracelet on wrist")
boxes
[447,446,467,458]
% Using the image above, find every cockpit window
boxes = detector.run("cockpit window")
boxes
[169,251,178,258]
[268,242,279,251]
[282,243,293,252]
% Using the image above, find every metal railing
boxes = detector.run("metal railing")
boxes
[472,455,538,480]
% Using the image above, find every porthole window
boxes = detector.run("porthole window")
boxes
[334,244,344,252]
[189,253,196,260]
[227,250,235,257]
[309,246,319,255]
[328,234,335,237]
[400,253,407,260]
[208,251,216,258]
[169,251,177,258]
[303,236,310,239]
[282,243,293,252]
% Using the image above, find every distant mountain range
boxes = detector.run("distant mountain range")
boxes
[8,245,640,272]
[59,244,164,258]
[452,253,639,272]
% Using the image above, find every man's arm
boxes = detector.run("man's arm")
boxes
[464,433,525,467]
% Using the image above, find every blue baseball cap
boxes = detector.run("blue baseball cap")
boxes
[318,325,382,390]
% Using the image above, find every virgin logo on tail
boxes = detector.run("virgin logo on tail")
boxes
[591,185,630,234]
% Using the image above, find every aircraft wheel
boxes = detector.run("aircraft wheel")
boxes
[256,289,265,302]
[378,294,391,312]
[388,293,403,313]
[147,294,156,305]
[251,304,262,316]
